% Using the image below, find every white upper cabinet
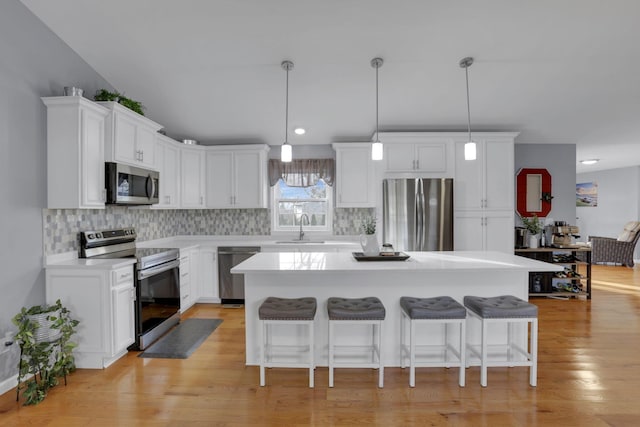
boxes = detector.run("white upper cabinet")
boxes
[205,145,268,209]
[332,143,376,207]
[154,134,181,208]
[181,145,206,208]
[43,96,109,209]
[99,102,163,170]
[454,136,516,211]
[378,133,454,176]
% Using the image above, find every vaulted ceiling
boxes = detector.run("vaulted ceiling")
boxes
[21,0,640,172]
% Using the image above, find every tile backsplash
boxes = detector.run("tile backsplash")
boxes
[43,207,374,255]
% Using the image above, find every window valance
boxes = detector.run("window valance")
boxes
[268,158,335,187]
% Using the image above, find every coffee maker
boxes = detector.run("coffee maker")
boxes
[515,227,528,249]
[547,221,580,248]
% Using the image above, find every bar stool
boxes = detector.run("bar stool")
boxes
[258,296,317,388]
[463,295,538,387]
[327,296,386,388]
[400,296,466,387]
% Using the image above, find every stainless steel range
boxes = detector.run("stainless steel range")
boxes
[80,228,180,350]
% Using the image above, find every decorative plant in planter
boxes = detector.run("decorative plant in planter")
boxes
[12,299,79,405]
[94,89,145,116]
[360,217,379,256]
[361,216,377,235]
[520,214,543,248]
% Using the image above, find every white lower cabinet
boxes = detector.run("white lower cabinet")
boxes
[45,264,135,369]
[454,211,514,253]
[197,247,219,303]
[180,248,200,312]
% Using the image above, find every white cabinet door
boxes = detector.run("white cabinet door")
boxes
[384,143,416,171]
[181,148,206,208]
[484,141,514,210]
[384,141,448,173]
[136,125,156,169]
[234,151,266,208]
[334,144,375,207]
[454,211,514,253]
[454,141,484,210]
[205,146,268,209]
[179,248,200,312]
[43,97,109,209]
[415,143,447,172]
[154,135,180,208]
[454,213,485,251]
[100,102,162,169]
[485,212,514,252]
[206,151,234,208]
[81,107,107,207]
[113,111,138,165]
[111,282,135,353]
[454,139,514,211]
[197,247,219,302]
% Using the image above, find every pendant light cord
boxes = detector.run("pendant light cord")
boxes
[375,64,379,142]
[285,66,289,144]
[465,65,471,142]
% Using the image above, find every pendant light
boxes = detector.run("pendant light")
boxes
[281,60,294,163]
[371,57,384,161]
[459,56,477,161]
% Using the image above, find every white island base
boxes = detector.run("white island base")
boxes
[232,251,560,368]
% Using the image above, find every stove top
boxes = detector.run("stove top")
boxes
[79,228,179,269]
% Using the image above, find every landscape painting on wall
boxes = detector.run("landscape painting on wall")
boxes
[576,182,598,207]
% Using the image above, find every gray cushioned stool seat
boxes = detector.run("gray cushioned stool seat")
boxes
[259,297,317,321]
[327,297,385,320]
[463,295,537,319]
[400,296,466,320]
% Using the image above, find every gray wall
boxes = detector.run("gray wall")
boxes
[514,144,577,226]
[0,1,114,386]
[576,166,640,260]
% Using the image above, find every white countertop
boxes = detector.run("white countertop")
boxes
[44,257,136,270]
[232,251,562,273]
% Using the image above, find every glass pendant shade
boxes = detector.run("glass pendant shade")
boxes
[371,141,383,161]
[464,141,477,161]
[281,142,292,163]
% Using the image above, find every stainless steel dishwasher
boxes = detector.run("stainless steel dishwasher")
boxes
[218,246,260,305]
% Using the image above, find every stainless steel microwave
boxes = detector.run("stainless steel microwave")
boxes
[105,162,159,205]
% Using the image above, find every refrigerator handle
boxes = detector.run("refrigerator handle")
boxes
[416,179,424,251]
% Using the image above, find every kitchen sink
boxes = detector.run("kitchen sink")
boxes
[275,240,325,244]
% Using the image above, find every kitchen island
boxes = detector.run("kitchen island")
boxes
[232,251,560,367]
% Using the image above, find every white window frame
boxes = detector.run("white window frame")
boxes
[271,178,333,235]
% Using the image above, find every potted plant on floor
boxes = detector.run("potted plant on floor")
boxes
[12,299,79,405]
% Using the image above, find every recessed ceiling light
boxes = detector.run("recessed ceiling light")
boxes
[580,159,599,165]
[294,127,306,135]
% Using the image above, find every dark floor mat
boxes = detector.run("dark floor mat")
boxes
[138,318,223,359]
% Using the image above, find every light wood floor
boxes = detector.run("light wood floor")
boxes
[2,265,640,426]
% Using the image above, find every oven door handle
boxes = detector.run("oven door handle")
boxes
[137,259,180,281]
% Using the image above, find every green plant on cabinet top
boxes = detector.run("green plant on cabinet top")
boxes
[94,89,145,116]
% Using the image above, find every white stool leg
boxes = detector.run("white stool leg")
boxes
[409,318,416,387]
[328,320,334,388]
[481,318,488,387]
[309,321,315,388]
[260,320,266,386]
[459,318,466,387]
[400,311,406,369]
[377,321,384,388]
[530,318,538,387]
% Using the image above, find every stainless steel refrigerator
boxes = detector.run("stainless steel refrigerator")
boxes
[382,178,454,251]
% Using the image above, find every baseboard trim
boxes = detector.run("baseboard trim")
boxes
[0,373,18,398]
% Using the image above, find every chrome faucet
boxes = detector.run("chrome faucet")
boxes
[298,214,310,241]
